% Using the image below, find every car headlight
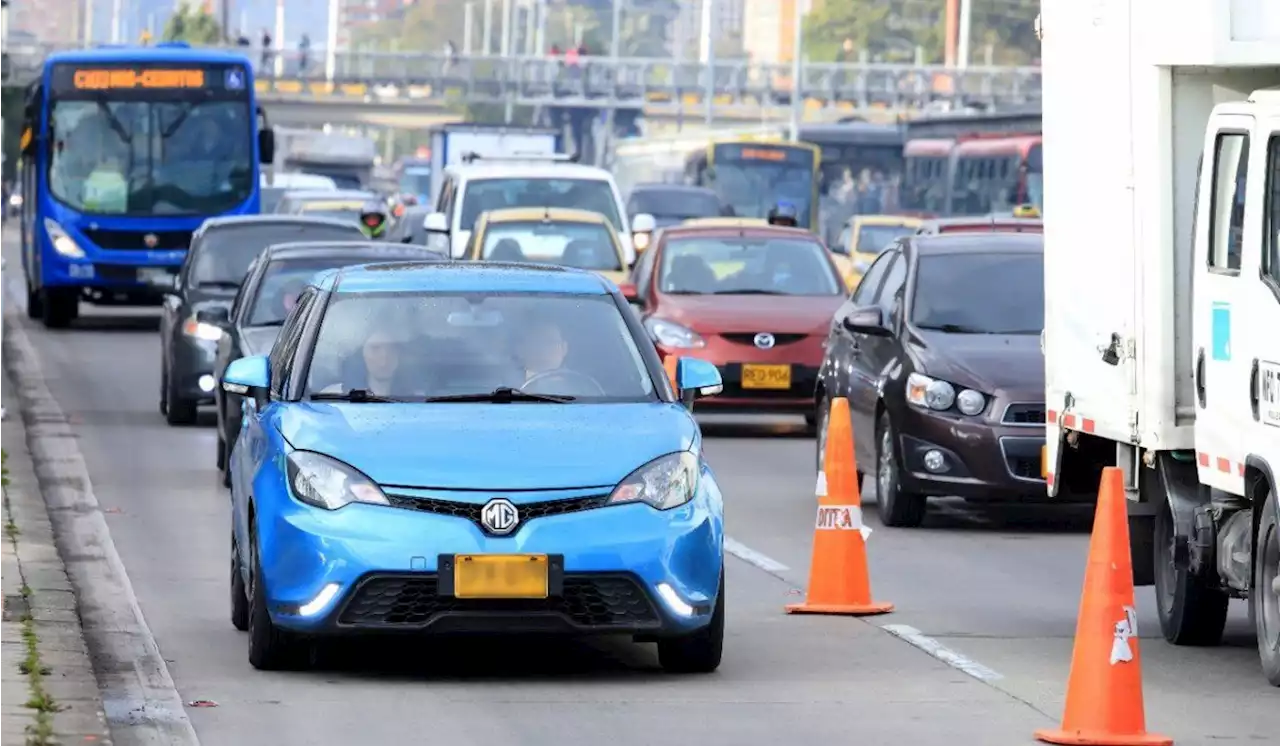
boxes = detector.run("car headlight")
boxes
[633,232,651,251]
[956,388,987,416]
[43,218,84,258]
[286,451,390,511]
[644,318,706,349]
[182,314,223,341]
[608,451,699,510]
[906,372,956,411]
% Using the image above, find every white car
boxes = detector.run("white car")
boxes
[423,160,651,266]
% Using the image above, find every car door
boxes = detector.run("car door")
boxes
[849,250,907,462]
[828,250,895,466]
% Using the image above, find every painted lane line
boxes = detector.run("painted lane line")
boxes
[725,536,791,580]
[881,624,1004,683]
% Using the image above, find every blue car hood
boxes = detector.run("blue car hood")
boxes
[278,402,699,490]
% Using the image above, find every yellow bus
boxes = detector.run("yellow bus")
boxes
[681,139,822,233]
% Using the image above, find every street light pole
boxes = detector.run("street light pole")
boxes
[324,0,339,81]
[788,0,803,141]
[701,0,715,125]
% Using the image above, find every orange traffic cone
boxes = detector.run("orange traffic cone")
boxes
[663,355,678,390]
[1034,467,1172,746]
[786,397,893,616]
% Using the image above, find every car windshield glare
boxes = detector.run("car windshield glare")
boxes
[460,178,623,230]
[481,221,621,271]
[305,291,656,402]
[191,224,365,286]
[248,258,356,326]
[658,236,841,296]
[911,252,1044,335]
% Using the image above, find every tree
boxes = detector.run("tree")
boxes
[162,2,223,46]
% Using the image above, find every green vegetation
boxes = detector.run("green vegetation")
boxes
[162,2,224,46]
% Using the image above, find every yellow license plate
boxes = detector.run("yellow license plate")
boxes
[1041,445,1049,478]
[454,554,549,599]
[741,364,792,390]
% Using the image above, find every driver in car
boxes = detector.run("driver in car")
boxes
[515,316,570,386]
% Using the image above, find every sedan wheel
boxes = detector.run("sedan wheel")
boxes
[874,412,927,527]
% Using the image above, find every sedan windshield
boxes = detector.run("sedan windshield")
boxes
[480,220,621,271]
[912,252,1044,334]
[658,236,841,296]
[460,178,623,231]
[305,292,656,402]
[249,254,420,326]
[191,224,366,286]
[856,224,915,254]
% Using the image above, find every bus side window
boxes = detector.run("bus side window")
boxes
[1265,134,1280,289]
[1208,132,1249,272]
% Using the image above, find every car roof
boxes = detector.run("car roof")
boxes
[325,261,614,295]
[658,222,820,240]
[482,207,611,225]
[283,189,377,201]
[852,214,923,227]
[630,183,718,195]
[47,46,251,66]
[446,162,614,180]
[911,232,1044,255]
[262,241,445,262]
[200,214,362,230]
[920,215,1043,231]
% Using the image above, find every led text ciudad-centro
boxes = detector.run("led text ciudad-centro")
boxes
[73,69,206,90]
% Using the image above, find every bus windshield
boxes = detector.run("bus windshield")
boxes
[43,62,252,214]
[710,143,816,228]
[815,144,904,245]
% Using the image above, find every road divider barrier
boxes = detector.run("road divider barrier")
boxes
[785,397,894,617]
[1034,467,1172,746]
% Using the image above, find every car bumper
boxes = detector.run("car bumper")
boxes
[170,337,219,404]
[41,254,180,293]
[893,405,1056,501]
[259,489,724,637]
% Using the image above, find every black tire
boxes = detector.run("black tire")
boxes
[1251,487,1280,686]
[25,279,42,319]
[230,533,249,632]
[657,571,724,674]
[219,436,233,488]
[164,364,198,426]
[40,288,77,329]
[247,528,304,670]
[874,412,927,527]
[216,432,227,471]
[814,396,865,490]
[1153,496,1228,646]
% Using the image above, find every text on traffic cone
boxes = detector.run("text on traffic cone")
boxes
[1034,467,1172,746]
[786,397,893,616]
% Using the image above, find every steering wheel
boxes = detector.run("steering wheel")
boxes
[523,369,607,397]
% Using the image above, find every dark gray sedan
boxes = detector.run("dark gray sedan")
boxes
[206,241,446,485]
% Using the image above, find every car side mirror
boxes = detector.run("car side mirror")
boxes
[675,357,722,408]
[258,128,275,164]
[841,306,892,336]
[423,212,449,234]
[196,307,230,326]
[222,355,271,406]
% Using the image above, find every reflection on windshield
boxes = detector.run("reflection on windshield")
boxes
[713,162,814,226]
[856,224,914,254]
[912,252,1044,334]
[192,224,366,286]
[305,292,656,401]
[460,178,623,230]
[659,237,840,296]
[481,221,621,271]
[47,100,252,215]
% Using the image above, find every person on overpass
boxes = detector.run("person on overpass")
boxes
[359,200,390,239]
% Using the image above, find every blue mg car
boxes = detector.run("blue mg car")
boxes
[222,261,727,672]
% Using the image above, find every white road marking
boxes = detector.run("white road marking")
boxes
[881,624,1005,683]
[725,537,791,578]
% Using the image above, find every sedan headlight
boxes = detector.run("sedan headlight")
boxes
[286,451,390,511]
[956,388,987,416]
[644,318,706,349]
[182,314,223,341]
[43,218,84,258]
[906,372,987,416]
[608,451,699,510]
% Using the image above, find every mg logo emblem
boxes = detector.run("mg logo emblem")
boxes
[143,233,159,249]
[754,332,775,350]
[480,498,519,535]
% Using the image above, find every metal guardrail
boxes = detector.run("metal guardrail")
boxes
[2,44,1041,113]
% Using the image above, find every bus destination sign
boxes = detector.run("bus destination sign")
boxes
[73,68,207,90]
[716,143,811,165]
[50,63,249,96]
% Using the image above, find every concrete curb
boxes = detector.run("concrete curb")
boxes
[2,310,201,746]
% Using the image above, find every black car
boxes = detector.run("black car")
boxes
[207,240,446,485]
[159,216,368,425]
[626,184,732,228]
[813,232,1049,527]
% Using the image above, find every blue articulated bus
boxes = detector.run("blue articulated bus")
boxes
[17,43,275,327]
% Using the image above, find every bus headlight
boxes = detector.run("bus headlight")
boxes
[43,219,85,259]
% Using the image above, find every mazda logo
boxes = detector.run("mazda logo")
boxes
[480,498,520,535]
[754,332,776,350]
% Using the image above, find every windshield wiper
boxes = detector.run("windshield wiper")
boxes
[424,387,575,403]
[310,390,400,403]
[917,323,992,334]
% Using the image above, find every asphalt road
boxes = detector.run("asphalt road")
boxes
[3,249,1277,746]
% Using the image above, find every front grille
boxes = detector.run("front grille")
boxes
[80,228,193,251]
[720,332,808,347]
[1002,403,1046,425]
[999,436,1045,482]
[338,573,660,629]
[383,493,608,535]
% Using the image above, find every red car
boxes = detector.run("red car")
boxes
[620,222,847,423]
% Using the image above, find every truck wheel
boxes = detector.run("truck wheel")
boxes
[40,288,77,329]
[1252,487,1280,686]
[1154,497,1229,646]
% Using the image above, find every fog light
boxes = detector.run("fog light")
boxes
[923,449,948,473]
[198,375,216,393]
[298,583,341,617]
[656,582,695,617]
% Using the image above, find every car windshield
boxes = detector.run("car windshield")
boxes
[856,224,915,254]
[480,220,621,271]
[296,199,367,222]
[305,292,656,402]
[190,224,366,286]
[248,254,419,326]
[659,236,841,296]
[399,167,431,197]
[629,190,723,222]
[912,252,1044,334]
[47,99,253,215]
[460,178,623,231]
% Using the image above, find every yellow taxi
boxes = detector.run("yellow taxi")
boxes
[465,207,629,285]
[833,215,923,288]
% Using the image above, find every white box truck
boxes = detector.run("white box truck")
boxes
[426,123,563,207]
[1039,0,1280,685]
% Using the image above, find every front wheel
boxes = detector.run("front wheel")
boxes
[164,363,198,426]
[656,571,724,674]
[25,278,42,319]
[874,412,927,527]
[1251,487,1280,686]
[230,533,248,632]
[247,530,305,670]
[1153,497,1228,646]
[39,287,77,329]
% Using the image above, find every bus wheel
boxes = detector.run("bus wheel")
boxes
[40,289,78,329]
[25,279,43,320]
